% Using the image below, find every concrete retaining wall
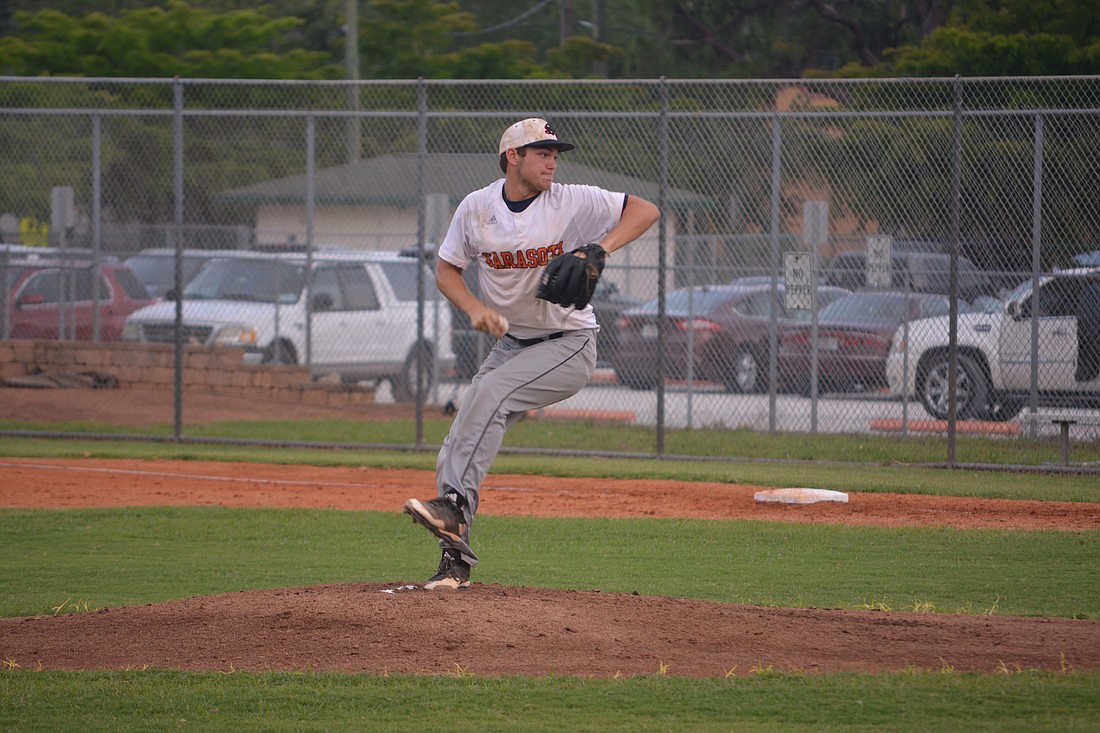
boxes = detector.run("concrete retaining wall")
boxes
[0,340,374,407]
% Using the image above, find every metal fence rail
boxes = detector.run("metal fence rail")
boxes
[2,76,1099,466]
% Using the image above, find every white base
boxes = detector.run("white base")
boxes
[754,488,849,505]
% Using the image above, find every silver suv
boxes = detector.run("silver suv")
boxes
[123,250,453,401]
[887,268,1100,420]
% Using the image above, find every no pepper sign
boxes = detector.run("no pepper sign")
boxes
[783,252,814,311]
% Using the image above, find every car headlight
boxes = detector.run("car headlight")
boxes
[122,321,142,342]
[212,325,259,347]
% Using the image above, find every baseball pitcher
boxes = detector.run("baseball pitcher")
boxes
[403,117,660,589]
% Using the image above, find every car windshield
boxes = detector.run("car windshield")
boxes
[114,267,152,300]
[4,265,40,292]
[1003,276,1049,305]
[125,254,207,287]
[970,295,1004,313]
[633,287,733,315]
[379,261,438,302]
[124,255,176,284]
[183,259,305,304]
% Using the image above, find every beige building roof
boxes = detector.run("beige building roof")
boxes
[215,153,713,210]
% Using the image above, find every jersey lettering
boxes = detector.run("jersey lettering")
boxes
[481,242,564,270]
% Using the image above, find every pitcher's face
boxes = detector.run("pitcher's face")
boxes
[516,146,559,193]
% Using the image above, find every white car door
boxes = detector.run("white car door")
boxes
[999,280,1078,391]
[307,264,381,368]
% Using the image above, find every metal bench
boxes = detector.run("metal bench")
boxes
[1021,413,1100,466]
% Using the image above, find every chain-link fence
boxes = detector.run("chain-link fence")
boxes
[2,76,1099,466]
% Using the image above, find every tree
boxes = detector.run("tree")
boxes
[890,28,1098,75]
[874,0,1099,75]
[452,0,889,78]
[0,1,343,78]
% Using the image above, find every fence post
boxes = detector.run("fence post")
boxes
[415,78,428,448]
[91,115,103,342]
[767,112,783,433]
[947,76,963,466]
[305,115,316,367]
[1027,113,1045,436]
[655,77,669,456]
[173,78,185,442]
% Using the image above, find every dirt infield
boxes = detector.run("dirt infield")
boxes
[2,456,1099,677]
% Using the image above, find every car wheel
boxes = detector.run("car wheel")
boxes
[919,352,988,420]
[262,339,297,365]
[392,343,434,403]
[724,348,761,393]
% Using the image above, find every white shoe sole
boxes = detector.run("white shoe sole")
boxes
[424,577,471,591]
[403,499,479,564]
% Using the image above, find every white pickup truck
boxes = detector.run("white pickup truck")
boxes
[123,249,453,401]
[886,269,1100,421]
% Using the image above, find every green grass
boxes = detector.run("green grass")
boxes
[1,507,1096,620]
[1,434,1098,730]
[3,671,1098,732]
[3,414,1098,468]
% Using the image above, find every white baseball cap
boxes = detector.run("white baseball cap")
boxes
[498,118,576,155]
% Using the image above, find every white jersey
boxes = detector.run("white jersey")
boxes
[438,179,625,339]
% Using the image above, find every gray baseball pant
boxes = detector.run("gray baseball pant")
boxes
[435,328,597,565]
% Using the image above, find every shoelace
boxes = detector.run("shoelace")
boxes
[434,552,460,578]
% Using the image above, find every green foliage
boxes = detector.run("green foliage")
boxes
[790,95,1100,271]
[4,0,1097,80]
[427,39,545,80]
[12,0,889,80]
[0,2,343,79]
[891,27,1093,76]
[875,0,1100,76]
[360,0,476,78]
[949,0,1099,46]
[540,36,619,80]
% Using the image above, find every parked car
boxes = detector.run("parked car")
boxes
[451,262,640,379]
[4,259,155,341]
[778,290,970,395]
[887,268,1100,421]
[123,247,245,299]
[1,243,105,260]
[122,250,454,401]
[610,282,851,392]
[1071,250,1100,268]
[823,250,995,302]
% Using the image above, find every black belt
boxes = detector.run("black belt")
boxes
[506,331,565,347]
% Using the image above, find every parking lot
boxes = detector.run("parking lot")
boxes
[415,369,1100,442]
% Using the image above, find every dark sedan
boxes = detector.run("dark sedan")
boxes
[611,283,850,392]
[778,290,971,394]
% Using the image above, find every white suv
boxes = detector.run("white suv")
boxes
[886,269,1100,421]
[123,250,453,401]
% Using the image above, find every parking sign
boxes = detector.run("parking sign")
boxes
[866,235,893,288]
[784,252,814,311]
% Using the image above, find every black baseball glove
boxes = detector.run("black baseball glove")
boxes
[536,243,607,309]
